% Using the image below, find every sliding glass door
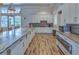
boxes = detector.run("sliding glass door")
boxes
[8,15,21,30]
[0,15,21,31]
[1,16,8,31]
[0,6,21,32]
[8,16,15,30]
[15,16,21,28]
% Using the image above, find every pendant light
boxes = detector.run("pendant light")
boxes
[8,3,15,14]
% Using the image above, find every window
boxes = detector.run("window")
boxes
[15,16,21,27]
[1,7,8,13]
[0,6,21,31]
[1,16,8,27]
[15,7,21,13]
[9,16,14,27]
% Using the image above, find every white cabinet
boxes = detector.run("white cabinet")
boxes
[0,51,7,55]
[26,31,32,47]
[62,4,70,24]
[59,4,79,24]
[25,30,35,52]
[75,4,79,24]
[9,39,24,55]
[61,4,75,24]
[0,39,24,55]
[32,15,53,23]
[0,29,35,55]
[35,27,53,33]
[68,4,79,24]
[11,35,28,55]
[69,4,77,24]
[11,41,24,55]
[56,32,79,55]
[23,35,28,53]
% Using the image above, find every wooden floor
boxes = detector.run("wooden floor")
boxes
[25,34,60,55]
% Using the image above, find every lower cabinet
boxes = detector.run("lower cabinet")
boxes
[0,36,26,55]
[23,35,28,53]
[35,27,53,33]
[56,32,79,55]
[26,30,35,48]
[0,51,7,55]
[0,30,35,55]
[10,41,24,55]
[7,38,24,55]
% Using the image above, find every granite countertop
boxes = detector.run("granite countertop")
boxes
[0,28,33,54]
[57,31,79,44]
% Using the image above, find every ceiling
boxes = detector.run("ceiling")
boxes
[20,3,63,15]
[1,3,63,15]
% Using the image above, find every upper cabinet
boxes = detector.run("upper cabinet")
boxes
[57,4,79,24]
[68,4,79,24]
[76,4,79,23]
[68,4,78,24]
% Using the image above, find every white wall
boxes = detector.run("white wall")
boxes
[32,14,53,23]
[21,5,54,27]
[53,3,79,27]
[21,7,33,27]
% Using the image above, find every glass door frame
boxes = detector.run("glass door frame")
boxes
[8,15,15,31]
[0,16,8,32]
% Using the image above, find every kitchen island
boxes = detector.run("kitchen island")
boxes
[0,28,35,55]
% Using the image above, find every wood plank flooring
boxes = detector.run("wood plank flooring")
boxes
[25,34,60,55]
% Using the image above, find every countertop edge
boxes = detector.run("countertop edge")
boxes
[0,28,33,54]
[56,31,79,44]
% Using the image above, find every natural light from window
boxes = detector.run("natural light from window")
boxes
[0,6,21,32]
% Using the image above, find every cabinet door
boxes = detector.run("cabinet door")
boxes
[62,4,76,24]
[68,4,77,24]
[27,31,32,44]
[23,35,27,53]
[76,4,79,24]
[62,4,70,24]
[0,51,7,55]
[0,40,24,55]
[11,40,24,55]
[26,31,34,47]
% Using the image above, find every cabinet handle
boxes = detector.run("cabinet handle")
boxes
[7,49,11,55]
